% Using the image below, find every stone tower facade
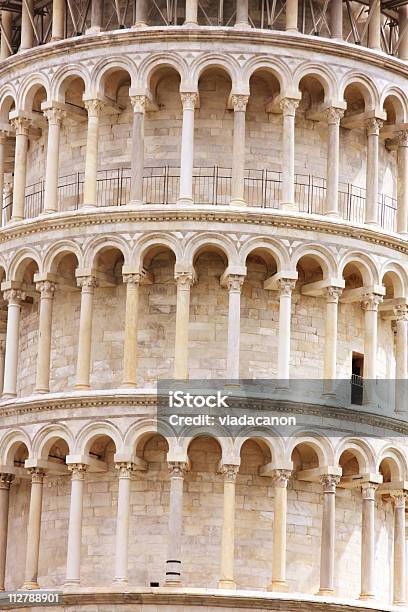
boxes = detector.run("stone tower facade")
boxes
[0,0,407,610]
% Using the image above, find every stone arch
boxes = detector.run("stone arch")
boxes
[133,234,183,271]
[32,424,74,460]
[291,244,338,279]
[380,86,408,124]
[338,252,379,286]
[377,445,408,480]
[180,432,236,465]
[293,62,339,105]
[123,418,171,452]
[335,437,376,474]
[379,262,408,298]
[138,55,188,95]
[18,73,50,112]
[190,54,241,92]
[183,233,238,268]
[340,72,379,111]
[0,429,31,466]
[43,241,83,274]
[243,56,290,95]
[74,421,122,456]
[8,248,42,281]
[51,65,91,102]
[91,56,137,97]
[286,432,335,466]
[233,434,286,466]
[0,85,16,121]
[238,237,290,271]
[83,235,131,270]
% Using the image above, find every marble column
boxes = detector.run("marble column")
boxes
[365,118,383,226]
[324,107,344,217]
[277,279,296,383]
[2,287,25,398]
[362,293,382,381]
[52,0,65,40]
[285,0,298,32]
[0,11,13,60]
[23,468,45,589]
[134,0,147,26]
[121,274,140,388]
[226,274,245,380]
[0,473,13,591]
[75,276,98,390]
[20,0,34,50]
[10,116,30,222]
[65,463,87,586]
[184,0,198,25]
[268,469,291,592]
[43,108,65,214]
[394,304,408,414]
[0,133,7,227]
[178,93,197,204]
[323,287,342,395]
[391,492,407,605]
[83,100,104,207]
[359,482,377,600]
[165,462,188,585]
[330,0,343,39]
[399,6,408,60]
[90,0,103,31]
[368,0,381,51]
[114,462,135,584]
[230,95,248,206]
[35,280,56,393]
[174,271,194,380]
[317,474,340,595]
[397,131,408,234]
[235,0,249,28]
[279,98,299,208]
[219,464,239,589]
[130,96,146,204]
[0,337,5,395]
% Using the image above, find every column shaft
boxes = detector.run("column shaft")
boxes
[394,305,408,414]
[0,474,13,591]
[330,0,343,39]
[35,281,56,393]
[325,108,343,216]
[235,0,249,27]
[52,0,65,40]
[2,288,25,398]
[360,483,377,600]
[0,338,5,395]
[130,96,146,204]
[397,131,408,234]
[75,276,97,390]
[219,465,238,589]
[114,463,134,583]
[23,469,45,589]
[268,470,290,592]
[65,464,87,585]
[0,11,12,60]
[277,279,295,382]
[399,6,408,60]
[174,272,194,379]
[362,294,382,381]
[178,93,197,204]
[20,0,33,50]
[11,117,30,221]
[318,475,339,595]
[83,100,103,207]
[90,0,103,29]
[43,109,64,214]
[226,275,244,380]
[165,462,187,585]
[392,493,407,604]
[323,287,342,395]
[0,136,6,227]
[365,118,382,225]
[280,99,298,208]
[230,96,248,206]
[285,0,298,31]
[368,0,381,50]
[185,0,198,25]
[134,0,147,25]
[122,275,140,388]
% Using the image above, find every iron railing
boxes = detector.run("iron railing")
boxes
[0,166,398,232]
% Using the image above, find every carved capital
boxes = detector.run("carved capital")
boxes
[68,463,88,480]
[325,107,344,126]
[279,97,299,117]
[278,278,296,297]
[44,107,66,126]
[180,92,198,111]
[270,469,291,488]
[226,274,245,293]
[390,491,408,508]
[77,275,99,291]
[361,293,383,312]
[366,117,383,136]
[115,462,136,479]
[36,280,56,299]
[28,467,45,484]
[3,288,26,306]
[221,464,239,482]
[324,286,343,304]
[10,116,31,137]
[320,474,340,493]
[393,303,408,321]
[84,99,105,118]
[130,95,147,114]
[397,130,408,148]
[231,94,249,112]
[0,473,14,490]
[168,461,188,478]
[361,482,378,501]
[175,271,195,289]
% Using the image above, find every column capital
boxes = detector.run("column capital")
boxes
[279,97,299,117]
[320,473,340,493]
[35,280,57,298]
[130,95,148,114]
[115,461,137,478]
[324,107,345,126]
[277,278,296,297]
[361,293,383,312]
[324,286,343,304]
[2,287,26,305]
[390,491,408,508]
[226,274,245,293]
[84,99,105,117]
[231,94,249,112]
[122,272,142,285]
[220,463,239,482]
[67,463,88,481]
[397,130,408,147]
[393,303,408,321]
[175,270,196,288]
[10,116,31,136]
[180,92,198,111]
[0,473,13,490]
[27,467,45,483]
[76,275,99,291]
[43,107,66,126]
[168,461,189,477]
[361,482,378,500]
[270,469,291,488]
[366,117,383,136]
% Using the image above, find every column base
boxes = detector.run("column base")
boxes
[125,200,144,208]
[132,22,147,28]
[218,580,236,589]
[120,382,137,389]
[10,216,23,223]
[280,202,297,212]
[234,22,251,29]
[21,581,39,590]
[40,209,58,216]
[74,384,91,391]
[176,197,194,205]
[230,198,246,207]
[164,579,182,587]
[112,578,128,586]
[34,387,50,394]
[393,599,407,606]
[323,211,340,218]
[85,26,102,34]
[316,587,335,596]
[2,392,17,399]
[183,21,199,27]
[80,204,98,210]
[267,580,289,592]
[359,592,375,601]
[364,221,380,229]
[64,579,80,588]
[51,36,63,42]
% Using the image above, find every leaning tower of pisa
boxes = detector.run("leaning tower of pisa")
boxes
[0,0,408,610]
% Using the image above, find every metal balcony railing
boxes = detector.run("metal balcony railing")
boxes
[0,166,398,233]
